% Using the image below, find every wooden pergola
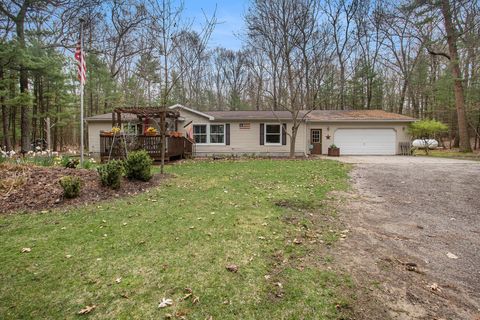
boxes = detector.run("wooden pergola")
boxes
[100,107,193,163]
[111,107,181,131]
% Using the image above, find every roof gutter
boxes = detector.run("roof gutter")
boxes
[211,118,416,122]
[169,104,215,121]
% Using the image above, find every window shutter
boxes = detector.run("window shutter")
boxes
[225,123,230,145]
[260,123,264,145]
[282,123,287,145]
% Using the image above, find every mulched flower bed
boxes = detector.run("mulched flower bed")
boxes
[0,163,164,214]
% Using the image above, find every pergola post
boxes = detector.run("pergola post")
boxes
[116,112,121,128]
[160,111,166,173]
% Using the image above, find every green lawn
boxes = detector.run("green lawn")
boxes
[414,149,480,161]
[0,159,353,319]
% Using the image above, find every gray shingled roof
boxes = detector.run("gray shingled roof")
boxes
[203,109,415,121]
[86,109,416,122]
[85,113,138,121]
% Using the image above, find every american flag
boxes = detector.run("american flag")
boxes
[74,35,86,85]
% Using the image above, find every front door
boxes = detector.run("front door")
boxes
[310,129,322,154]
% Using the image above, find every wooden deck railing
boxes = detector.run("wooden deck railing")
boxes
[100,134,193,161]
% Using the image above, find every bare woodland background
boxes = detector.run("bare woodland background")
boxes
[1,0,479,153]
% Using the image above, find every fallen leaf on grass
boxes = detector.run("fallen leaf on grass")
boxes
[66,254,72,258]
[293,238,302,245]
[21,247,31,253]
[226,264,238,273]
[181,293,192,301]
[158,298,173,308]
[192,296,200,304]
[115,277,122,284]
[78,305,96,315]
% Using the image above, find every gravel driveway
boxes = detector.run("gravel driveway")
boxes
[332,156,480,319]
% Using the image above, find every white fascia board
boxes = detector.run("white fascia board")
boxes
[169,104,215,120]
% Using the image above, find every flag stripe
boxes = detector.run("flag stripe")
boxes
[74,36,86,85]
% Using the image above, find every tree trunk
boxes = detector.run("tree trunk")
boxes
[289,124,297,158]
[399,79,408,114]
[32,76,38,142]
[0,65,12,150]
[453,131,460,148]
[15,7,30,154]
[339,62,345,110]
[440,0,472,152]
[20,67,30,153]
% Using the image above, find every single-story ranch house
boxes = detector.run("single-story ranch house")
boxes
[85,104,416,158]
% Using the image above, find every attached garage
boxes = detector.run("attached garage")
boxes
[334,128,396,155]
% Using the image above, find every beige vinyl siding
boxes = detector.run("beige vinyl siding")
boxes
[87,122,111,153]
[306,122,412,155]
[178,109,308,156]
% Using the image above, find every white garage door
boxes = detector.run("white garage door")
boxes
[334,129,396,155]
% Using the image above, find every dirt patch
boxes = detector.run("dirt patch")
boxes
[0,163,165,214]
[332,162,480,320]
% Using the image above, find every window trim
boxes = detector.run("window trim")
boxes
[192,123,226,145]
[193,124,208,144]
[264,123,282,146]
[121,122,138,135]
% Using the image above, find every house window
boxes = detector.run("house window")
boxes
[210,124,225,144]
[311,130,320,143]
[193,124,225,144]
[122,123,137,135]
[265,124,281,144]
[193,125,207,144]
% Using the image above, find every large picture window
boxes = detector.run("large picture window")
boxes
[193,124,225,144]
[265,124,281,144]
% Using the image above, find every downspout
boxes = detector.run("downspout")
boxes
[304,118,309,157]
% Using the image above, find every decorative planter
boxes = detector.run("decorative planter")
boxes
[168,131,183,138]
[102,132,114,136]
[328,147,340,157]
[145,132,157,136]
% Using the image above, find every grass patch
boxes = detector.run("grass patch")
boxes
[0,159,352,319]
[413,149,480,161]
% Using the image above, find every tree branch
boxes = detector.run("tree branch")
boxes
[426,47,451,60]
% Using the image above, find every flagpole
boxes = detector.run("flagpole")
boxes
[79,18,85,166]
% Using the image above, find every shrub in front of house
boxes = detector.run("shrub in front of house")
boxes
[59,176,81,198]
[97,160,124,189]
[61,156,79,168]
[124,150,153,181]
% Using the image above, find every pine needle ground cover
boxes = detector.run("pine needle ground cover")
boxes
[0,159,353,319]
